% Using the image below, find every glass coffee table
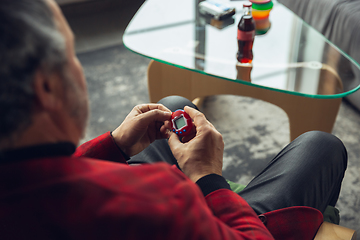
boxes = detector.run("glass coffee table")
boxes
[123,0,360,141]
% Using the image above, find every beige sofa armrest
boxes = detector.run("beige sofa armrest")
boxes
[314,222,356,240]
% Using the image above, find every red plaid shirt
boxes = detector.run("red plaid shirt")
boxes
[0,132,322,239]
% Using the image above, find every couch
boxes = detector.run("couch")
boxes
[278,0,360,111]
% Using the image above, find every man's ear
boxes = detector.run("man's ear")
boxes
[33,69,64,111]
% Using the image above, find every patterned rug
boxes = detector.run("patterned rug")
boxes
[78,44,360,231]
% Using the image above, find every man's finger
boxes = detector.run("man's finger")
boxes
[136,104,172,114]
[184,106,208,127]
[138,109,172,126]
[167,131,182,152]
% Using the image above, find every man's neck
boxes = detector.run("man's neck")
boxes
[1,111,80,151]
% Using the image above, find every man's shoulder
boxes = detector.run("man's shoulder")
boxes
[0,156,207,239]
[0,155,191,200]
[1,155,198,211]
[72,156,189,189]
[34,155,187,188]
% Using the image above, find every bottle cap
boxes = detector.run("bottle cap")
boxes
[252,1,273,10]
[243,2,252,8]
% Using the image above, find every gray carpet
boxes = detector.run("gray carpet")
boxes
[78,44,360,230]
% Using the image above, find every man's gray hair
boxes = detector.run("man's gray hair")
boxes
[0,0,67,145]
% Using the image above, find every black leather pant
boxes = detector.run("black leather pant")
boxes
[128,96,348,214]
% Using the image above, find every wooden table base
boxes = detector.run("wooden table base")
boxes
[148,60,342,141]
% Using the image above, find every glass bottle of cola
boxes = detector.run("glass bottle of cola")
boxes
[237,2,255,63]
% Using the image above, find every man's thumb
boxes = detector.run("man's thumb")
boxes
[168,131,182,151]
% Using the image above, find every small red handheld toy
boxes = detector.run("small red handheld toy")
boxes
[171,109,193,137]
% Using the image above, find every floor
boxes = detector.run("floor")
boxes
[61,0,360,231]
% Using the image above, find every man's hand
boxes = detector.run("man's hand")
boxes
[168,106,224,182]
[112,104,172,157]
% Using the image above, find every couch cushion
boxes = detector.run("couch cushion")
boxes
[278,0,360,110]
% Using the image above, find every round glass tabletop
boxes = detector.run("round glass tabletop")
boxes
[123,0,360,99]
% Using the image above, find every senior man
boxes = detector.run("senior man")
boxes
[0,0,347,239]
